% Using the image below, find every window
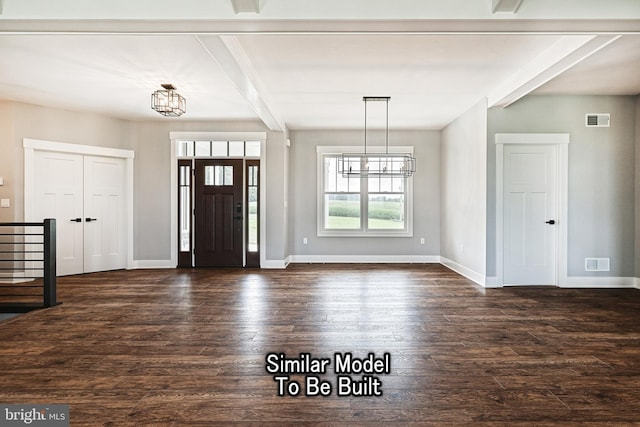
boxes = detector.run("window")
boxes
[317,147,413,237]
[177,140,261,158]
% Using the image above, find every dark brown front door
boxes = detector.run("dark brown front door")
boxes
[194,159,243,267]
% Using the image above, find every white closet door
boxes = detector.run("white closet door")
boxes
[83,156,126,273]
[33,151,126,275]
[34,151,84,276]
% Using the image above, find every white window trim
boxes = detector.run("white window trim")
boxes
[316,145,414,238]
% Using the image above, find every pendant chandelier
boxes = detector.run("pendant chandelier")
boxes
[151,83,186,117]
[338,96,416,178]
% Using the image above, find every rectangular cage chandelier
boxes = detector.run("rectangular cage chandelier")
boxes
[151,83,186,117]
[338,96,416,177]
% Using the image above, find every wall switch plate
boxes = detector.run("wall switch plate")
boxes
[0,199,10,208]
[303,237,308,245]
[420,238,425,245]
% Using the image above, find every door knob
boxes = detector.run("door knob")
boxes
[545,220,556,225]
[86,218,98,222]
[70,218,82,222]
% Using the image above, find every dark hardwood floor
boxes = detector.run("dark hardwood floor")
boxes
[1,264,640,425]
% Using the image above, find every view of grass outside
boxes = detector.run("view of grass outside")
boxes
[326,194,404,230]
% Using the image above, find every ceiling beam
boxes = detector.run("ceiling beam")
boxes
[196,35,283,131]
[488,34,621,108]
[1,19,639,35]
[230,0,260,14]
[492,0,524,14]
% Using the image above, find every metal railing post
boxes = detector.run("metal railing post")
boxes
[43,218,57,307]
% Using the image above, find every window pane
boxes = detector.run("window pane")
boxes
[392,177,404,193]
[248,165,258,186]
[195,141,211,157]
[180,187,191,251]
[368,176,380,193]
[248,187,258,252]
[245,141,261,157]
[205,166,215,186]
[224,166,234,185]
[368,194,405,229]
[229,140,244,157]
[178,141,193,157]
[212,141,228,157]
[379,176,392,193]
[324,157,337,192]
[180,165,190,186]
[214,166,224,186]
[325,194,360,229]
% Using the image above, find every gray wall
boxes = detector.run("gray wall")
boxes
[0,100,133,223]
[441,99,487,276]
[288,129,440,257]
[264,131,289,262]
[488,95,637,278]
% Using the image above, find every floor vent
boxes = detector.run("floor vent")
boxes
[586,113,610,127]
[585,258,610,272]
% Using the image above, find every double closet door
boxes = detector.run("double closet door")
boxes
[34,151,126,276]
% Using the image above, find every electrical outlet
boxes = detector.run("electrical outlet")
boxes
[420,237,425,245]
[303,237,308,245]
[0,198,10,208]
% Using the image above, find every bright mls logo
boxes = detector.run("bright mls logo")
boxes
[1,404,69,426]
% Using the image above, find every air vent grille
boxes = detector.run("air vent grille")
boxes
[586,113,610,128]
[585,258,610,272]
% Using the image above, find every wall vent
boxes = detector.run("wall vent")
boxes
[586,113,610,127]
[585,258,610,272]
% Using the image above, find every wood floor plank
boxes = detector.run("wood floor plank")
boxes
[1,264,640,425]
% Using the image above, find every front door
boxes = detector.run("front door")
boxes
[194,159,244,267]
[503,144,558,285]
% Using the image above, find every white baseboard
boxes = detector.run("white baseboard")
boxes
[0,272,36,284]
[563,276,637,288]
[635,277,640,290]
[131,260,176,269]
[262,258,290,269]
[440,257,488,287]
[289,255,440,264]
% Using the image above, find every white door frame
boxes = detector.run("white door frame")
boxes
[495,133,569,287]
[24,138,135,270]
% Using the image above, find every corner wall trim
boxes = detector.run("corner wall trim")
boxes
[440,257,488,287]
[289,255,440,264]
[563,276,637,289]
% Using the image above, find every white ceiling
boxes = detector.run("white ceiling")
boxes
[0,0,639,130]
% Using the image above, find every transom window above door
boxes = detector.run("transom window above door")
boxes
[177,140,261,158]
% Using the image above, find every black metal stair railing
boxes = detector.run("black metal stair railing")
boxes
[0,219,57,311]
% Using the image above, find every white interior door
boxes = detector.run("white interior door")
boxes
[34,151,84,276]
[83,156,126,273]
[503,144,557,285]
[33,151,126,275]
